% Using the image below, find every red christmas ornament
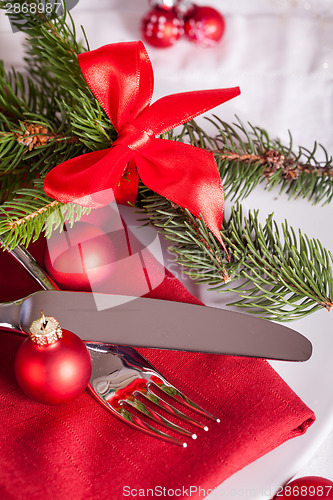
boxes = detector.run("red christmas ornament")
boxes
[15,313,92,405]
[141,7,184,48]
[184,5,225,47]
[44,221,115,291]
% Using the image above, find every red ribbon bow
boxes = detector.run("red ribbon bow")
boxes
[44,41,240,246]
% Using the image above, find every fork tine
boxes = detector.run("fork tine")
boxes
[135,388,209,431]
[124,395,198,439]
[149,380,220,423]
[117,403,189,447]
[88,385,188,446]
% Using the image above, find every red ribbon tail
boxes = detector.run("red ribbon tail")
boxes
[212,226,229,258]
[135,139,229,254]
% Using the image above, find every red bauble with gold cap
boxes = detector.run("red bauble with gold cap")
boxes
[15,313,92,405]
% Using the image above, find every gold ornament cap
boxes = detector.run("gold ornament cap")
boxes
[29,311,63,346]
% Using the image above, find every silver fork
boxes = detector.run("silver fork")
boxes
[5,243,220,446]
[87,341,219,446]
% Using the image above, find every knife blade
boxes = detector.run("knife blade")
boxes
[0,290,312,361]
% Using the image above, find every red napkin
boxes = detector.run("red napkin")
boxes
[0,238,315,500]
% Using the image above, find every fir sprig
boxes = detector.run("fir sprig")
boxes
[0,0,112,208]
[14,0,115,145]
[176,118,333,205]
[0,181,90,249]
[0,52,84,202]
[139,193,333,321]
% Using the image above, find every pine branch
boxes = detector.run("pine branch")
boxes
[1,1,85,91]
[139,193,333,321]
[0,181,91,249]
[1,1,114,147]
[4,0,115,144]
[0,115,83,202]
[175,117,333,205]
[0,48,85,202]
[223,205,333,320]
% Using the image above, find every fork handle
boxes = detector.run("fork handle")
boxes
[9,244,58,292]
[0,242,57,331]
[1,240,54,332]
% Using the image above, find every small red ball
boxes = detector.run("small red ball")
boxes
[274,477,333,499]
[184,5,225,47]
[141,7,184,48]
[44,221,115,291]
[15,330,92,405]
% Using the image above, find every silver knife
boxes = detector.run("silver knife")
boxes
[0,290,312,361]
[0,244,312,362]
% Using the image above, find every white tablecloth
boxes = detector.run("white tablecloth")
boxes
[1,0,332,494]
